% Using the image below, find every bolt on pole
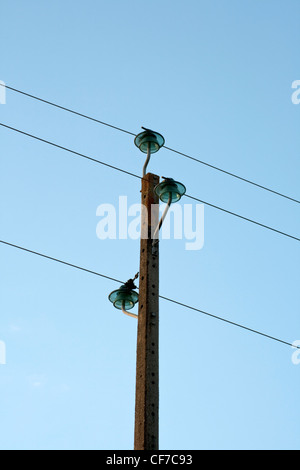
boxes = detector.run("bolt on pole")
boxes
[134,172,160,451]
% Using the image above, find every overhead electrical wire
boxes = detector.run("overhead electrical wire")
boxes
[158,295,299,350]
[1,83,136,137]
[163,145,300,204]
[185,194,300,242]
[1,121,299,243]
[1,82,299,204]
[0,239,299,351]
[0,239,123,284]
[0,122,141,181]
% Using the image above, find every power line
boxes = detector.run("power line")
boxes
[1,121,299,243]
[2,83,136,137]
[185,194,300,242]
[0,238,299,351]
[0,239,123,284]
[164,146,300,204]
[0,122,141,181]
[2,82,299,204]
[159,295,299,350]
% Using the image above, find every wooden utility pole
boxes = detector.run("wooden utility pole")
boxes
[134,172,160,451]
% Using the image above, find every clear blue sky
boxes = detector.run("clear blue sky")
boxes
[0,0,299,450]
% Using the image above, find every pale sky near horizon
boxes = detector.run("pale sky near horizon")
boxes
[0,0,299,450]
